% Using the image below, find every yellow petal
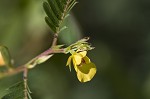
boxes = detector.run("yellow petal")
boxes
[0,52,5,66]
[76,62,96,82]
[72,51,87,65]
[73,54,82,65]
[83,56,91,63]
[66,56,72,71]
[79,51,87,57]
[66,56,72,66]
[73,58,78,72]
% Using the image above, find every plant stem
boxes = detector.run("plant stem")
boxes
[0,48,64,79]
[0,66,25,79]
[51,33,58,47]
[23,67,28,99]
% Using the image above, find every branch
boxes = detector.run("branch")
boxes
[0,66,25,79]
[51,33,58,47]
[0,48,64,79]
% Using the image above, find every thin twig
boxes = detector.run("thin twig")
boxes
[0,48,64,79]
[23,67,28,99]
[0,66,25,79]
[51,33,58,47]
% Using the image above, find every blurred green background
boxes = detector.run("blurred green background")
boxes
[0,0,150,99]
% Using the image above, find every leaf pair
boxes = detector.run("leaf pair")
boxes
[43,0,77,33]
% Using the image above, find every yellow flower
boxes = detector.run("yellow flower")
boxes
[66,51,96,82]
[0,52,5,66]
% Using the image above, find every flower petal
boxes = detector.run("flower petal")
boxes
[66,56,72,66]
[73,58,78,72]
[79,51,87,57]
[73,54,82,65]
[83,56,91,64]
[76,62,97,82]
[66,56,72,71]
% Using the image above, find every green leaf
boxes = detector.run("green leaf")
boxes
[43,2,59,27]
[55,0,64,12]
[47,0,62,20]
[45,17,57,33]
[43,0,77,33]
[0,45,13,68]
[2,81,32,99]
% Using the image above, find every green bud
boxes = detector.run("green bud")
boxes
[27,54,53,69]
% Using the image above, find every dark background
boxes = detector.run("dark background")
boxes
[0,0,150,99]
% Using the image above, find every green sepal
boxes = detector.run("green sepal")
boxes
[64,37,94,54]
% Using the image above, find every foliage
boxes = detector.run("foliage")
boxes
[2,81,32,99]
[43,0,77,33]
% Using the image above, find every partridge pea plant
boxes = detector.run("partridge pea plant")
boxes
[0,0,96,98]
